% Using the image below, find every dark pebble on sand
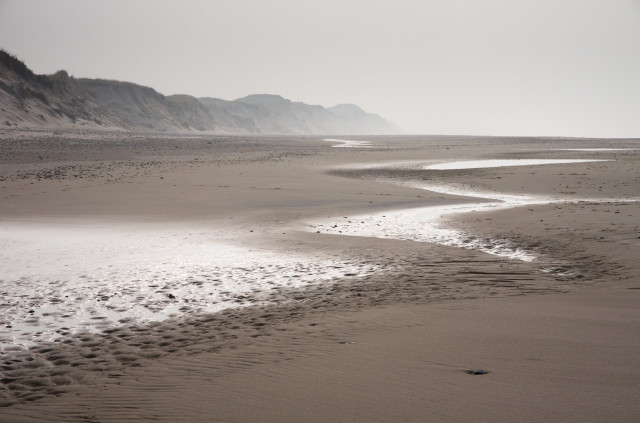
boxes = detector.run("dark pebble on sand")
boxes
[466,369,489,375]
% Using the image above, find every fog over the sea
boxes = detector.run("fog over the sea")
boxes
[1,0,639,137]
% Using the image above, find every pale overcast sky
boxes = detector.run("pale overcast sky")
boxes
[1,0,639,136]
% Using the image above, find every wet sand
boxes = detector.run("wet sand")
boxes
[0,130,639,422]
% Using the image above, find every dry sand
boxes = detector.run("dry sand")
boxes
[0,129,639,422]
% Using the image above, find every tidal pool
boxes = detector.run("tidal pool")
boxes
[424,159,606,170]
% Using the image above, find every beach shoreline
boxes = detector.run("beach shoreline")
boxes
[1,129,638,421]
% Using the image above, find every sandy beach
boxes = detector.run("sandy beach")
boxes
[1,129,639,422]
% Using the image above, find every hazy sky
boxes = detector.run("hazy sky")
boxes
[1,0,639,137]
